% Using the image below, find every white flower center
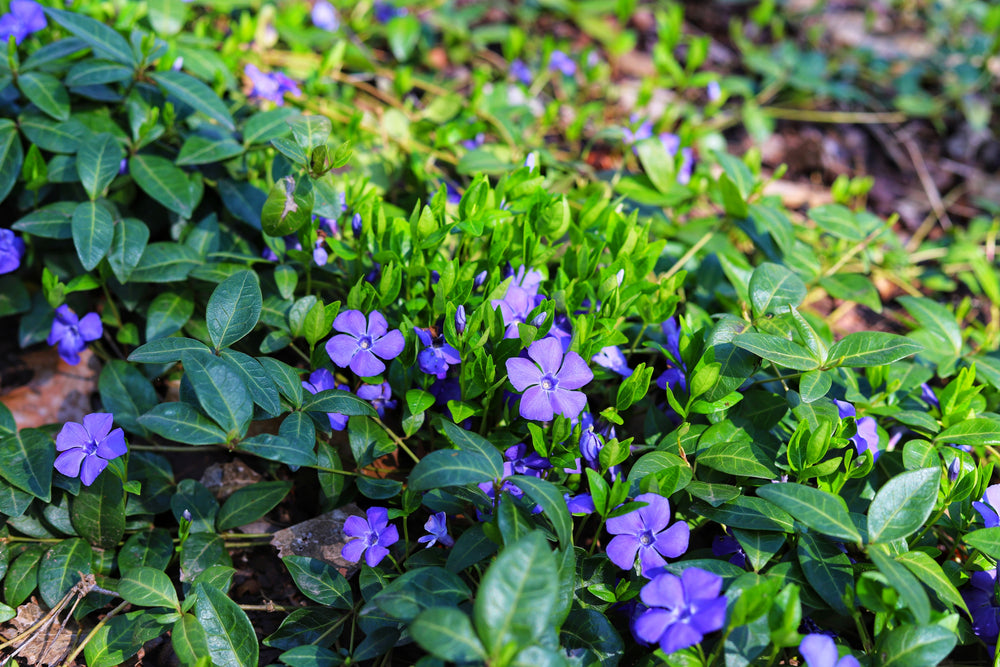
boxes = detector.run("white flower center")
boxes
[358,335,373,350]
[540,374,557,391]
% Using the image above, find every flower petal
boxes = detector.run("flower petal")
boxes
[605,534,640,570]
[606,505,645,536]
[341,538,366,563]
[96,428,127,460]
[799,633,837,667]
[54,449,86,478]
[633,608,674,645]
[659,621,702,655]
[83,413,114,441]
[370,329,404,361]
[56,422,90,451]
[527,337,563,376]
[556,351,593,389]
[682,567,723,602]
[506,357,542,391]
[640,572,684,609]
[366,506,389,531]
[366,311,389,338]
[350,350,386,378]
[376,524,399,547]
[635,493,671,532]
[343,515,369,538]
[548,387,586,420]
[78,313,103,342]
[326,334,359,368]
[653,521,690,560]
[984,484,1000,511]
[365,544,389,567]
[638,545,667,576]
[518,385,553,422]
[80,455,109,486]
[333,310,367,337]
[689,596,727,634]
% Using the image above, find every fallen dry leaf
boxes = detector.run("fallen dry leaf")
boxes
[270,505,365,577]
[0,347,99,430]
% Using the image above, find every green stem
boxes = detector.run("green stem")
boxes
[61,600,129,667]
[373,417,419,464]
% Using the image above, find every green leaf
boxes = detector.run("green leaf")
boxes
[964,527,1000,559]
[98,360,157,436]
[119,529,174,571]
[757,484,862,543]
[71,472,125,549]
[220,350,281,415]
[172,614,210,666]
[146,292,194,341]
[283,555,352,608]
[879,624,956,667]
[84,611,164,667]
[0,119,23,202]
[799,370,832,402]
[19,113,84,153]
[896,550,969,615]
[898,296,962,355]
[386,14,421,61]
[408,449,497,491]
[4,544,43,606]
[119,566,180,610]
[445,524,498,573]
[151,71,235,131]
[509,476,573,548]
[440,420,504,478]
[718,171,749,218]
[71,201,114,271]
[410,607,485,663]
[129,336,209,364]
[42,6,136,65]
[868,545,930,624]
[18,71,70,121]
[193,583,259,667]
[287,115,332,152]
[138,401,227,445]
[171,479,219,534]
[181,533,231,581]
[697,440,778,480]
[635,138,677,195]
[373,566,471,623]
[242,108,296,145]
[147,0,190,35]
[76,132,124,200]
[65,59,133,86]
[216,481,291,531]
[826,332,923,368]
[748,263,806,318]
[474,532,558,658]
[130,154,199,218]
[0,429,54,501]
[264,607,344,650]
[935,417,1000,447]
[38,538,92,608]
[559,608,625,666]
[301,389,377,417]
[128,242,201,282]
[819,273,883,312]
[867,468,939,543]
[797,532,853,615]
[182,351,253,438]
[176,135,243,166]
[105,217,147,284]
[206,270,262,350]
[237,434,317,467]
[261,175,313,236]
[733,333,819,371]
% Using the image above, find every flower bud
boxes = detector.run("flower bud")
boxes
[455,305,466,334]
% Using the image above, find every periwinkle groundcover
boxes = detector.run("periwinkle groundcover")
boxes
[0,1,998,667]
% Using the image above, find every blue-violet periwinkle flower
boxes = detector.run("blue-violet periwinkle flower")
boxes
[417,512,453,548]
[245,64,301,105]
[506,337,593,421]
[975,485,1000,528]
[606,492,689,576]
[415,327,461,379]
[963,569,1000,649]
[54,413,127,486]
[357,382,396,417]
[342,507,399,567]
[592,345,632,377]
[302,369,350,431]
[0,229,26,274]
[633,567,727,655]
[326,310,404,377]
[48,305,102,366]
[799,633,861,667]
[834,400,880,461]
[0,0,46,45]
[311,0,340,31]
[548,50,577,77]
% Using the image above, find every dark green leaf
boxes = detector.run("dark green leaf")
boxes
[373,566,470,622]
[935,417,1000,447]
[193,583,259,667]
[65,59,132,86]
[217,481,291,531]
[896,550,968,615]
[171,479,218,534]
[42,6,135,65]
[220,350,281,415]
[302,389,376,417]
[71,201,114,271]
[757,484,861,543]
[264,607,345,649]
[76,132,123,199]
[181,533,231,581]
[0,429,54,501]
[146,292,194,341]
[172,614,210,666]
[408,449,496,491]
[0,119,23,202]
[509,476,573,548]
[868,545,930,624]
[182,351,253,438]
[129,336,209,364]
[84,611,164,667]
[826,332,923,368]
[71,472,125,549]
[138,401,227,445]
[879,624,956,667]
[176,135,243,166]
[206,270,262,350]
[128,242,201,282]
[130,154,199,218]
[410,607,485,663]
[119,529,174,571]
[151,71,235,131]
[445,524,498,573]
[283,555,352,608]
[797,532,853,615]
[440,420,504,478]
[19,71,71,121]
[237,434,317,467]
[698,440,778,479]
[12,201,74,239]
[38,538,92,608]
[867,468,939,543]
[107,217,149,283]
[4,544,43,606]
[99,360,157,436]
[559,608,624,667]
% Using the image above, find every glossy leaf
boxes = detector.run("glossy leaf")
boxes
[129,242,201,283]
[172,614,210,666]
[107,217,149,283]
[146,292,194,341]
[84,611,164,667]
[757,483,861,543]
[38,538,92,608]
[283,555,353,608]
[408,449,496,491]
[98,360,157,436]
[71,201,114,271]
[748,262,806,317]
[42,6,135,65]
[935,418,1000,447]
[879,625,956,667]
[193,583,259,667]
[733,333,819,370]
[440,420,504,478]
[217,481,291,531]
[76,132,123,199]
[301,389,377,417]
[182,351,253,438]
[868,545,930,624]
[129,336,210,364]
[4,544,44,607]
[797,532,853,615]
[373,566,471,622]
[19,71,71,121]
[138,401,227,446]
[0,119,23,202]
[410,607,485,663]
[71,472,125,549]
[119,566,180,610]
[130,154,199,218]
[206,270,262,350]
[509,476,573,548]
[237,433,317,467]
[867,468,939,543]
[151,71,235,131]
[0,429,54,501]
[826,332,923,368]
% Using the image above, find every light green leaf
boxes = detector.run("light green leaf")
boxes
[826,332,922,368]
[119,566,180,610]
[193,583,259,667]
[151,71,235,131]
[216,481,291,531]
[868,545,930,624]
[867,468,939,543]
[935,417,1000,447]
[172,614,210,666]
[879,624,956,667]
[896,550,969,615]
[757,483,861,543]
[733,333,819,371]
[749,263,806,317]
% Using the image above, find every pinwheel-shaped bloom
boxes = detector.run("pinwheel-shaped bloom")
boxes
[592,345,632,377]
[54,413,127,486]
[326,310,404,377]
[633,568,727,655]
[47,305,102,366]
[504,443,551,477]
[606,493,689,576]
[302,369,350,431]
[565,493,595,515]
[0,229,25,274]
[506,337,593,421]
[975,485,1000,528]
[342,507,399,567]
[245,64,301,105]
[357,382,396,417]
[417,512,453,548]
[549,50,577,77]
[0,0,45,45]
[311,0,339,31]
[799,634,861,667]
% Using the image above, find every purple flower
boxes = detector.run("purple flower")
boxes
[524,153,537,171]
[677,147,694,185]
[415,328,461,379]
[633,568,727,654]
[262,235,302,262]
[461,133,485,151]
[504,443,551,477]
[326,310,404,377]
[245,64,301,105]
[473,271,488,288]
[656,318,687,393]
[0,0,46,45]
[712,532,747,569]
[548,50,576,77]
[351,212,363,237]
[921,383,939,409]
[311,0,340,31]
[492,284,543,339]
[0,229,26,274]
[510,59,532,85]
[47,305,102,366]
[622,114,654,145]
[455,305,466,335]
[975,485,1000,528]
[316,215,339,236]
[357,382,396,417]
[834,400,880,461]
[118,158,129,175]
[606,493,689,576]
[506,337,593,421]
[707,81,721,102]
[417,512,453,548]
[592,346,632,378]
[302,369,350,431]
[54,413,127,486]
[948,456,961,482]
[799,634,860,667]
[964,570,1000,649]
[373,1,406,22]
[313,239,329,266]
[566,493,596,515]
[342,507,399,567]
